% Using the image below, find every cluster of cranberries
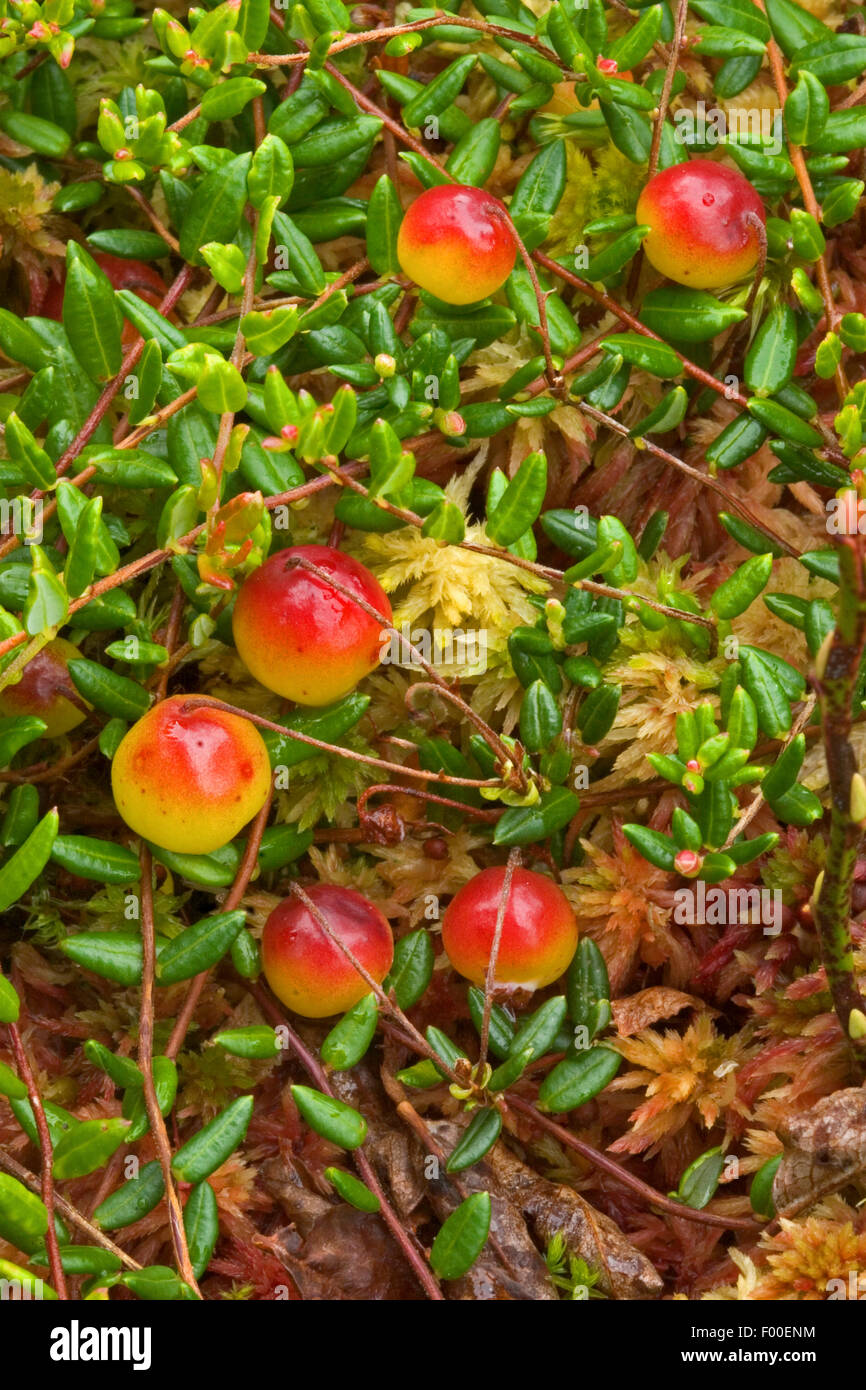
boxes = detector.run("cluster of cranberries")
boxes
[13,155,765,1018]
[392,154,764,305]
[260,867,578,1018]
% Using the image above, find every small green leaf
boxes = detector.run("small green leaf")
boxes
[750,1155,781,1218]
[0,1059,27,1099]
[519,679,562,753]
[0,809,59,913]
[198,357,248,413]
[63,244,124,382]
[67,658,150,721]
[446,1109,503,1173]
[183,1181,219,1279]
[50,835,140,885]
[710,554,773,619]
[494,788,580,846]
[577,682,621,745]
[566,939,611,1039]
[213,1026,282,1059]
[0,1259,56,1299]
[677,1147,724,1209]
[94,1161,165,1230]
[201,76,267,121]
[83,1040,143,1090]
[630,385,688,437]
[24,548,68,636]
[421,499,466,542]
[172,1096,255,1183]
[744,305,797,396]
[325,1167,381,1212]
[622,823,677,870]
[0,1174,48,1254]
[384,929,434,1010]
[157,910,247,985]
[53,1117,132,1179]
[0,973,21,1023]
[321,993,379,1070]
[366,174,403,276]
[467,987,515,1061]
[121,1265,196,1301]
[602,333,680,377]
[430,1191,491,1279]
[537,1045,621,1112]
[291,1085,368,1149]
[508,996,568,1062]
[179,153,253,266]
[487,452,547,546]
[784,68,829,146]
[61,932,144,985]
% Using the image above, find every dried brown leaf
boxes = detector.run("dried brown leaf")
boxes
[477,1131,663,1300]
[773,1086,866,1216]
[612,987,703,1037]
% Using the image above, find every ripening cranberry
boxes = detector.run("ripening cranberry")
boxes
[111,696,272,854]
[635,159,766,289]
[0,637,87,737]
[441,867,578,991]
[262,884,394,1018]
[397,185,516,306]
[232,545,392,707]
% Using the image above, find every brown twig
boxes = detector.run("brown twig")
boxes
[647,0,688,180]
[505,1094,757,1230]
[578,400,799,557]
[123,186,182,255]
[179,693,499,789]
[812,536,866,1058]
[257,14,575,74]
[0,1149,142,1272]
[6,1017,68,1298]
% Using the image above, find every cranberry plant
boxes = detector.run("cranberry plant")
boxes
[0,0,865,1303]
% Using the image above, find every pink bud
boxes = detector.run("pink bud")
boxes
[597,57,619,74]
[674,849,703,878]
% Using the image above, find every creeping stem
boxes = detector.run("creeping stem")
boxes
[813,537,866,1059]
